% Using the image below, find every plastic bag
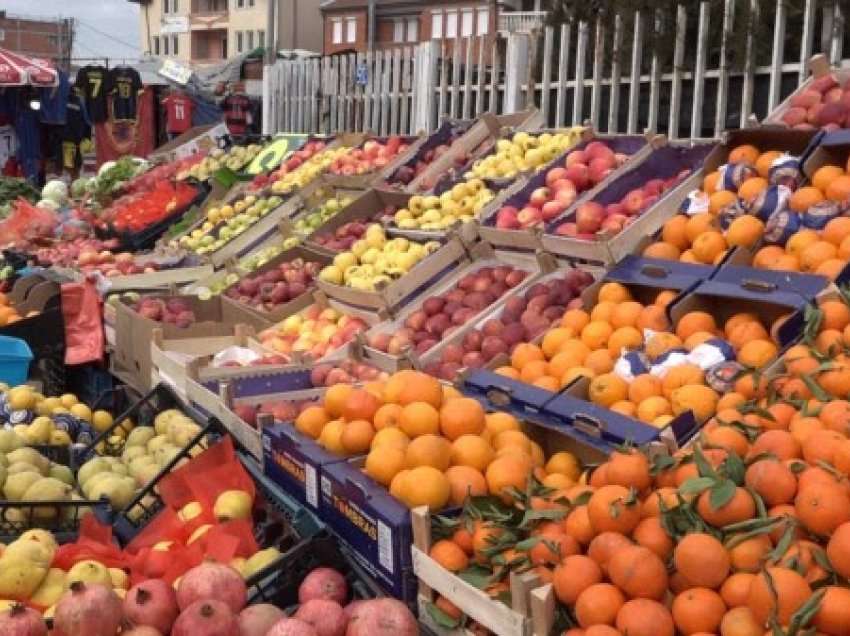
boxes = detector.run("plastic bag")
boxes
[0,198,57,244]
[125,507,189,555]
[52,515,129,571]
[61,280,104,365]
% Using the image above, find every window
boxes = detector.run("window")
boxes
[446,10,457,37]
[332,18,342,44]
[163,34,169,55]
[346,17,356,43]
[163,0,169,13]
[173,0,178,12]
[461,9,473,36]
[248,0,255,6]
[258,30,265,47]
[236,0,245,7]
[406,17,418,42]
[247,30,254,49]
[172,35,179,55]
[477,8,489,35]
[393,19,403,43]
[236,30,243,53]
[153,35,160,55]
[431,11,442,39]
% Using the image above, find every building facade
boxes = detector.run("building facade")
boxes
[319,0,543,55]
[130,0,323,64]
[0,11,74,61]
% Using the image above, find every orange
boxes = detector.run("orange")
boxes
[485,455,532,503]
[692,230,727,264]
[510,343,544,369]
[588,373,629,407]
[607,326,642,357]
[484,412,520,437]
[340,419,376,454]
[813,164,845,192]
[720,573,757,608]
[719,606,761,636]
[373,403,403,430]
[671,384,719,420]
[637,396,672,423]
[398,401,440,438]
[385,370,443,408]
[549,344,591,378]
[440,397,485,441]
[365,445,406,486]
[493,429,532,452]
[295,406,330,439]
[581,321,614,350]
[755,150,782,178]
[598,282,633,303]
[789,185,825,211]
[813,586,850,636]
[724,311,759,334]
[684,330,714,350]
[429,539,469,571]
[636,304,669,331]
[644,332,683,359]
[628,374,662,404]
[643,241,681,260]
[662,215,690,250]
[826,174,850,202]
[816,258,846,279]
[575,583,626,628]
[747,567,812,626]
[800,240,838,272]
[541,327,575,358]
[752,244,784,268]
[727,321,769,349]
[610,400,637,417]
[590,300,617,323]
[553,555,602,605]
[587,530,632,573]
[785,228,820,258]
[737,338,777,368]
[610,301,644,329]
[822,300,850,333]
[615,599,675,636]
[445,465,488,506]
[520,358,550,382]
[826,522,850,578]
[820,399,850,435]
[685,213,717,243]
[400,465,451,509]
[674,533,730,589]
[494,366,520,380]
[404,434,451,470]
[324,384,354,418]
[587,484,642,534]
[676,311,717,340]
[795,483,850,536]
[545,451,582,480]
[728,144,760,164]
[584,348,615,375]
[696,486,755,526]
[632,516,673,560]
[449,434,494,471]
[703,171,720,194]
[371,427,410,450]
[607,545,668,600]
[655,290,678,307]
[737,176,768,202]
[661,364,705,398]
[744,459,797,506]
[709,190,738,215]
[561,308,591,332]
[607,449,651,491]
[672,587,727,635]
[725,215,764,248]
[389,469,410,500]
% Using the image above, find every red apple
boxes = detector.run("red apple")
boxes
[575,201,605,234]
[623,189,646,215]
[517,206,543,228]
[565,150,588,166]
[564,164,589,191]
[529,187,551,208]
[545,167,569,187]
[554,222,578,236]
[541,200,567,221]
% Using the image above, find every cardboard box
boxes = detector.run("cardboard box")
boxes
[113,294,273,392]
[149,123,230,163]
[220,244,332,324]
[539,141,718,264]
[477,133,656,254]
[321,135,424,190]
[765,54,850,127]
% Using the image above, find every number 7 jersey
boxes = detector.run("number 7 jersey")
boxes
[75,65,109,124]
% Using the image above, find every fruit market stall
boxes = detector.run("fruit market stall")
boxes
[6,60,850,636]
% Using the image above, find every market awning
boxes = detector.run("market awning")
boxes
[0,47,59,87]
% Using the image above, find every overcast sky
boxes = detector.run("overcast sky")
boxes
[5,0,142,62]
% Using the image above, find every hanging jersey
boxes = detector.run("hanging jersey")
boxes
[0,124,17,169]
[222,94,252,135]
[75,65,109,124]
[108,67,143,121]
[62,99,89,144]
[163,94,194,133]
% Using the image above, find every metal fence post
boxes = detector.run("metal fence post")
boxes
[504,32,529,114]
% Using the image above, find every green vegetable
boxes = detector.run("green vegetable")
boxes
[91,156,143,204]
[0,177,39,208]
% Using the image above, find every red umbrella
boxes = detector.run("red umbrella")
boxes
[0,47,58,87]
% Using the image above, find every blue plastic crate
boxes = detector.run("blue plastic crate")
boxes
[0,335,32,385]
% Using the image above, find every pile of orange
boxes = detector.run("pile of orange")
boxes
[494,282,781,427]
[293,369,584,511]
[0,291,30,327]
[644,143,850,279]
[428,385,850,636]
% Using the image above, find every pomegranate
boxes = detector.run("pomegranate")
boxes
[120,626,162,636]
[237,604,286,636]
[171,600,238,636]
[345,599,418,636]
[266,618,320,636]
[294,599,347,636]
[124,579,179,634]
[53,582,123,636]
[298,567,348,604]
[0,603,47,636]
[176,561,246,613]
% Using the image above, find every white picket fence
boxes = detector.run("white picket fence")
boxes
[263,0,850,140]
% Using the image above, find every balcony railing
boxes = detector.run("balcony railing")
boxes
[498,11,547,34]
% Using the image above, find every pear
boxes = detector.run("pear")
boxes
[126,427,155,448]
[6,448,48,474]
[2,538,53,568]
[66,560,112,588]
[0,429,24,453]
[77,457,112,487]
[0,557,47,599]
[3,471,41,501]
[22,478,72,520]
[29,568,66,608]
[48,464,74,486]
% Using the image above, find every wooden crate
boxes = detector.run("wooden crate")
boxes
[411,507,544,636]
